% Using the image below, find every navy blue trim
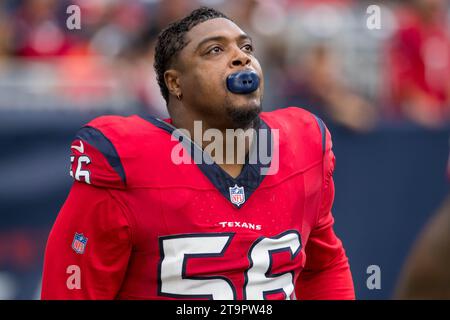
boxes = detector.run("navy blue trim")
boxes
[139,115,272,209]
[313,115,326,155]
[75,126,126,185]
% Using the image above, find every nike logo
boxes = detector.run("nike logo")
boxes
[71,140,84,153]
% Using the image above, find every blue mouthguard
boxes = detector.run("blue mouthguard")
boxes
[226,70,260,94]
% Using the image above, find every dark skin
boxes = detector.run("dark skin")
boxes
[395,194,450,299]
[164,18,264,178]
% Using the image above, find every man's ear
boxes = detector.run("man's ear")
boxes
[164,69,182,98]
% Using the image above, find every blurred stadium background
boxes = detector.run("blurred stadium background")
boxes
[0,0,449,299]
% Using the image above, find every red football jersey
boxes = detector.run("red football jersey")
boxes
[41,107,355,300]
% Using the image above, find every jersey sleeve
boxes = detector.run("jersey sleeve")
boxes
[69,125,126,189]
[41,181,132,299]
[295,120,355,300]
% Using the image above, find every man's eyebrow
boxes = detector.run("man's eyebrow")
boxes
[195,34,252,52]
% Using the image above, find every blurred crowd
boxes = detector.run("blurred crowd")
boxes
[0,0,449,130]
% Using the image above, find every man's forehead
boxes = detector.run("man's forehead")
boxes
[185,18,247,44]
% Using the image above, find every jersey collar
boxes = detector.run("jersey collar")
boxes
[139,114,273,209]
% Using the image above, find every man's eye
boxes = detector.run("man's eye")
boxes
[207,46,223,54]
[242,44,253,52]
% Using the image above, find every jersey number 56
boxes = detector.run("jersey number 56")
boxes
[158,230,301,300]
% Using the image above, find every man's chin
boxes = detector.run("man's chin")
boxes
[225,100,262,129]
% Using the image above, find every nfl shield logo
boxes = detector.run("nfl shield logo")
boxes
[229,184,245,206]
[72,233,88,254]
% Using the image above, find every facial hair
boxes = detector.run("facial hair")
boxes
[224,96,262,130]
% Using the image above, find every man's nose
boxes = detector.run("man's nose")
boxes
[230,48,251,68]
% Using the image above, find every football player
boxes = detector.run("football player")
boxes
[41,7,355,300]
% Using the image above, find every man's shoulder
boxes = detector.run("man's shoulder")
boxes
[262,106,324,130]
[70,114,167,189]
[261,106,329,154]
[85,114,151,138]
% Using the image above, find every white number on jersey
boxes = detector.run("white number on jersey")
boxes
[158,230,301,300]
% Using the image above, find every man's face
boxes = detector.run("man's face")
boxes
[176,18,264,128]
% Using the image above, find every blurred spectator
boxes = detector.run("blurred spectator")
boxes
[119,27,168,118]
[280,44,378,132]
[13,0,74,58]
[385,0,450,128]
[0,12,14,68]
[153,0,200,30]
